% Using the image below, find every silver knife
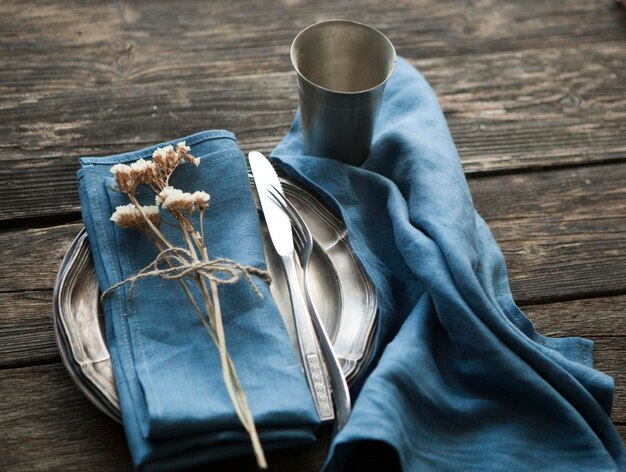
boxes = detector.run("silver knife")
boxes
[248,151,335,423]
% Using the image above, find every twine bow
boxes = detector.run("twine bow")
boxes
[101,246,271,303]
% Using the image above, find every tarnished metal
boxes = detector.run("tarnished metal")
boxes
[250,151,335,422]
[291,19,396,165]
[54,176,377,421]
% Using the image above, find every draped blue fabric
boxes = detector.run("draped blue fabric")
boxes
[272,57,626,471]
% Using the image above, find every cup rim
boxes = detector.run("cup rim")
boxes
[290,19,397,96]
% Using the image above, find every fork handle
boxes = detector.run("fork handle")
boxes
[281,254,335,422]
[302,271,351,432]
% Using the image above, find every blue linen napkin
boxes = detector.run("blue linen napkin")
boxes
[272,58,626,471]
[77,130,319,471]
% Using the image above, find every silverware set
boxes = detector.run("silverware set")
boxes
[54,156,376,427]
[268,186,352,431]
[249,151,351,429]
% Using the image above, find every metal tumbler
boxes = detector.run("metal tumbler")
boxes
[290,19,396,166]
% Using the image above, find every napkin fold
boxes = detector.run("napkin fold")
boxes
[272,58,626,471]
[77,131,319,471]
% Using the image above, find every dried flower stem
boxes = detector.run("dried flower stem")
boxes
[106,142,268,468]
[179,206,266,466]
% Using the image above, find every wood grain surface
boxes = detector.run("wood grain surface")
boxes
[1,0,625,470]
[2,43,625,226]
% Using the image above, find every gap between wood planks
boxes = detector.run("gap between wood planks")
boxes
[0,327,624,472]
[2,1,626,469]
[3,155,626,232]
[1,0,625,88]
[3,289,626,367]
[1,40,625,226]
[5,160,626,302]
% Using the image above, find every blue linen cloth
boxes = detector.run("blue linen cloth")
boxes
[272,57,626,471]
[77,131,319,471]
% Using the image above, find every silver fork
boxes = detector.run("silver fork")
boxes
[268,186,351,431]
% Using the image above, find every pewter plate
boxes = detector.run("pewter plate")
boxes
[53,178,377,422]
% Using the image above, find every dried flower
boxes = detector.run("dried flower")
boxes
[176,141,190,154]
[152,145,175,171]
[161,188,195,212]
[111,163,140,193]
[111,163,131,175]
[110,204,161,230]
[105,140,267,468]
[129,158,151,173]
[174,141,199,166]
[152,145,170,162]
[186,154,200,166]
[166,145,178,164]
[130,158,158,183]
[192,191,210,209]
[155,186,174,206]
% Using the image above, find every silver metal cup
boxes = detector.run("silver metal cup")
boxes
[291,19,396,166]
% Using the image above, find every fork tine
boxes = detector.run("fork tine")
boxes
[267,186,289,215]
[267,185,313,260]
[268,186,306,236]
[268,186,309,237]
[290,223,305,251]
[266,184,284,202]
[266,186,304,248]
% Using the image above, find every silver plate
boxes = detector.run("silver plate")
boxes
[53,178,377,422]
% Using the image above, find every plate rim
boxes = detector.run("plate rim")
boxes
[54,177,377,421]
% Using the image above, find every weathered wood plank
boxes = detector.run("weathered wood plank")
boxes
[0,290,57,368]
[0,366,132,472]
[0,223,81,292]
[5,279,626,371]
[523,297,626,339]
[4,162,626,302]
[1,41,624,224]
[0,363,332,472]
[1,0,624,93]
[469,163,626,304]
[0,355,623,472]
[430,45,626,174]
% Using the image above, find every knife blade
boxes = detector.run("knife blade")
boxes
[248,151,335,423]
[248,152,294,257]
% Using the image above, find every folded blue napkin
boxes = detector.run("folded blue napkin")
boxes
[272,58,626,470]
[77,131,319,471]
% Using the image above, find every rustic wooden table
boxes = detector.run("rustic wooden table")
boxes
[2,1,626,470]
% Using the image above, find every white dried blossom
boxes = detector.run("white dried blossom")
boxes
[130,158,150,173]
[110,203,161,230]
[192,191,210,209]
[111,163,132,176]
[176,141,190,154]
[111,163,139,193]
[151,141,197,174]
[152,144,176,170]
[152,145,173,161]
[155,186,175,206]
[161,188,195,212]
[142,205,161,224]
[186,154,200,166]
[130,158,158,183]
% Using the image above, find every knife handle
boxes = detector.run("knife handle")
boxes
[282,254,335,422]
